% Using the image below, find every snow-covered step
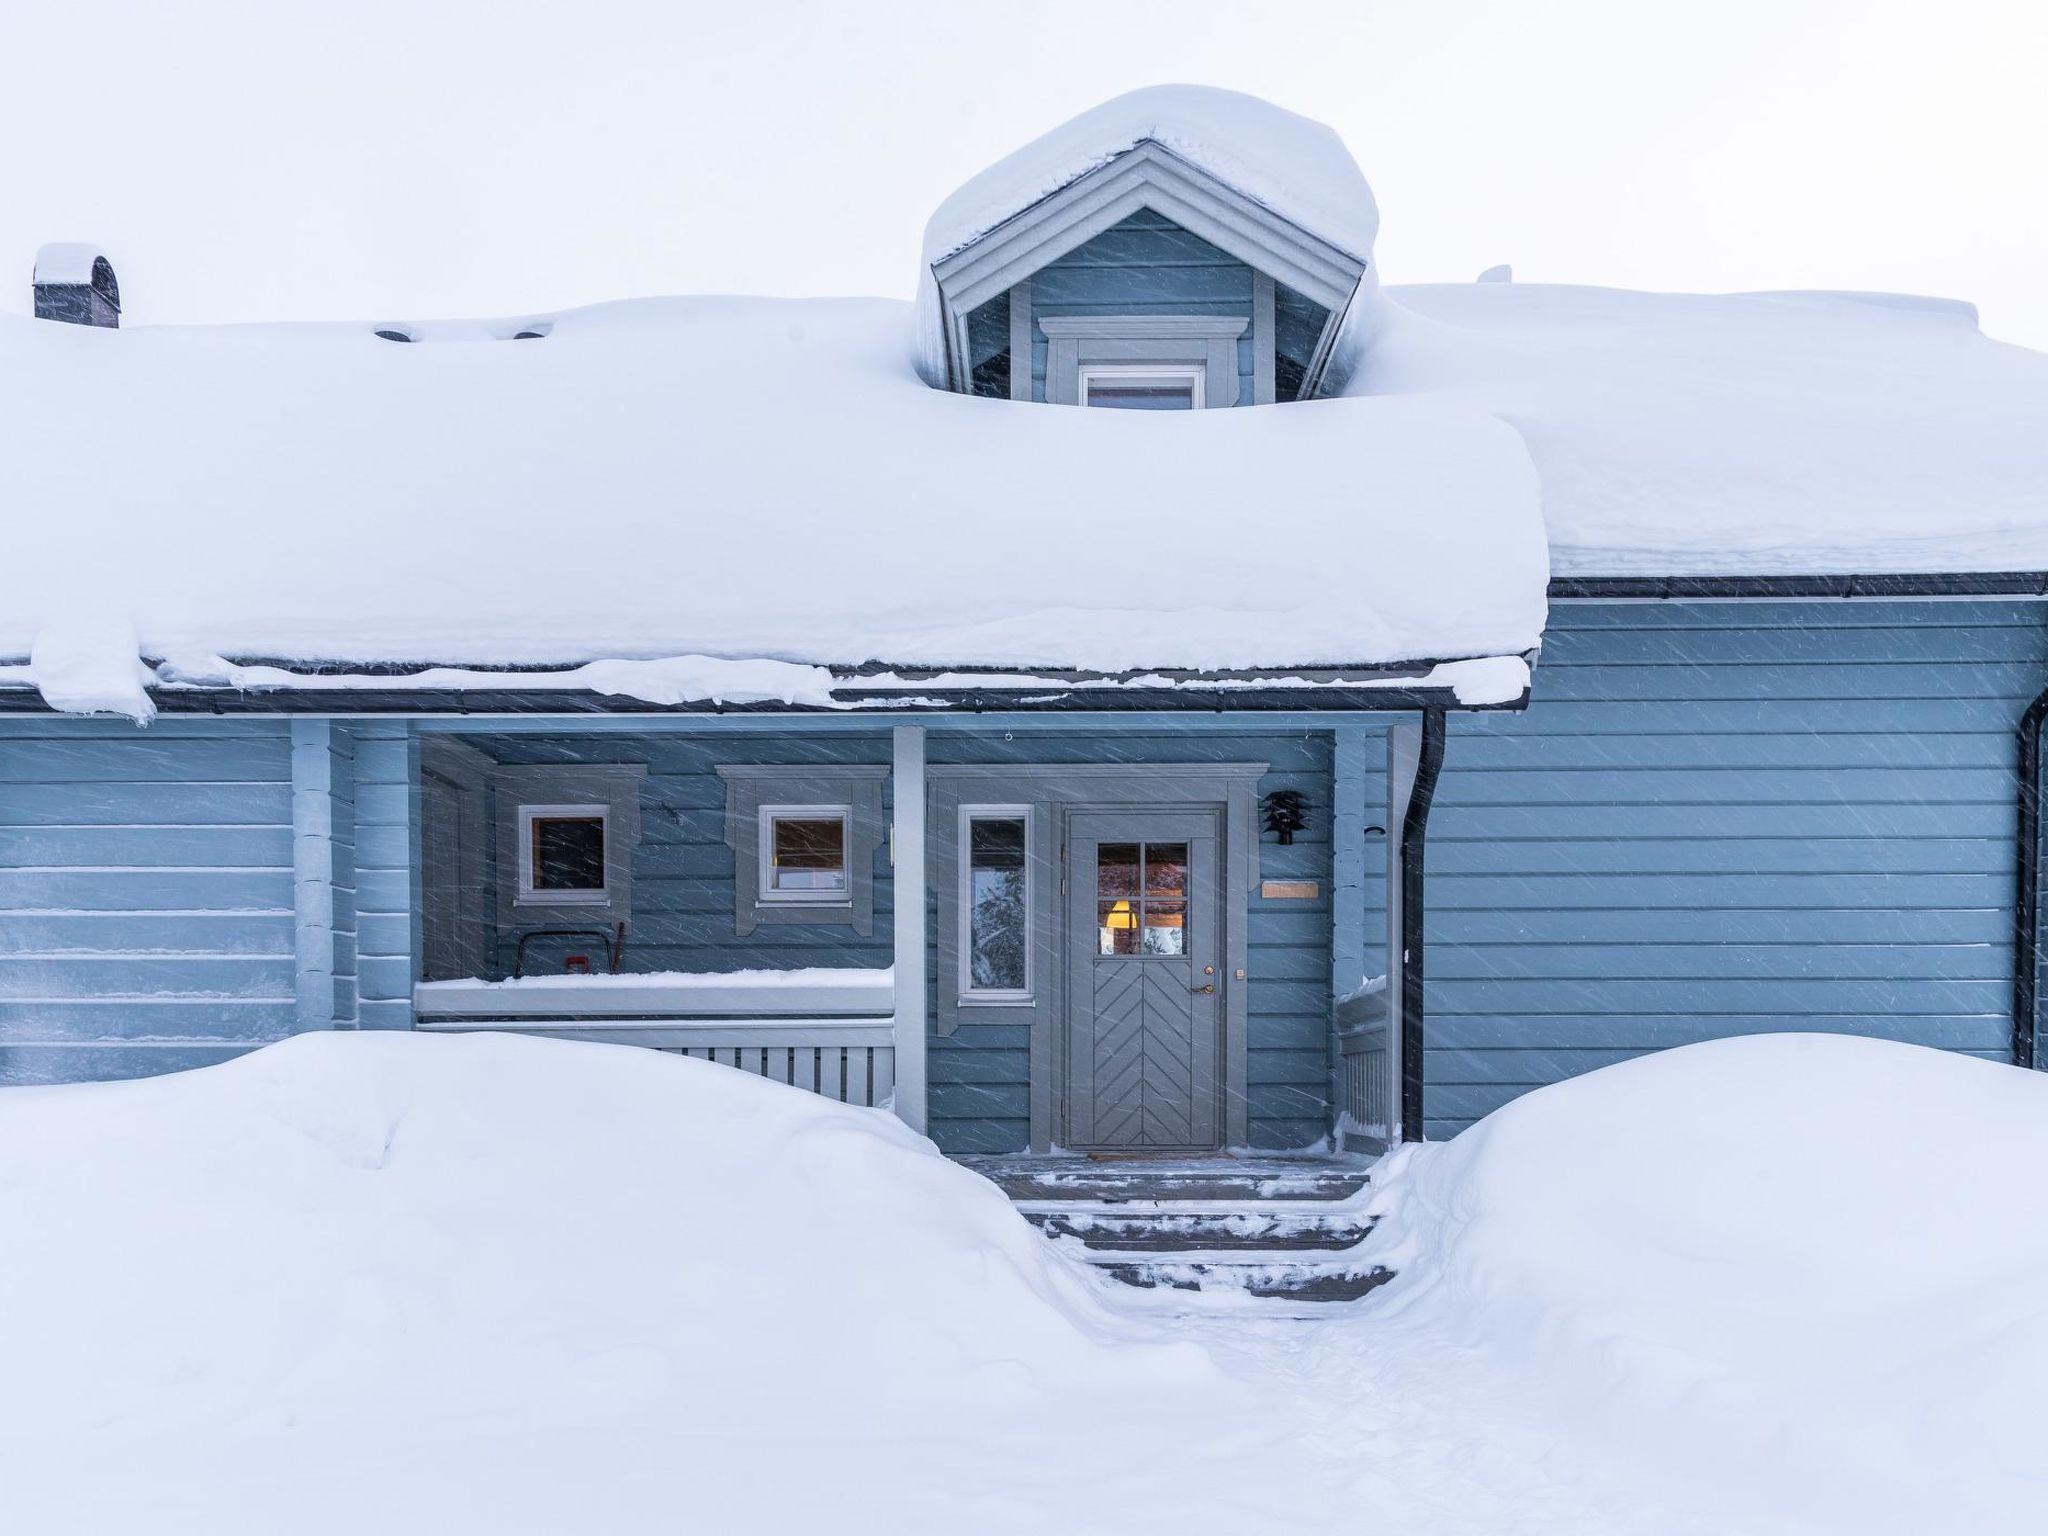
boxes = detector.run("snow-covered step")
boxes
[1023,1206,1372,1253]
[964,1155,1391,1307]
[1093,1255,1394,1304]
[970,1157,1372,1206]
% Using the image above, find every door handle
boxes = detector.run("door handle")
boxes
[1191,982,1216,994]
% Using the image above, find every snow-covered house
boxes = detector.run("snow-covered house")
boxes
[4,85,2046,1168]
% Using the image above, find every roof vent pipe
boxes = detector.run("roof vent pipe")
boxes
[33,243,120,328]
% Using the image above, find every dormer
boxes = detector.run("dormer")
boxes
[917,87,1378,407]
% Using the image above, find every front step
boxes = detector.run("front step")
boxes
[979,1161,1371,1206]
[964,1155,1392,1307]
[1095,1258,1394,1304]
[1025,1208,1368,1253]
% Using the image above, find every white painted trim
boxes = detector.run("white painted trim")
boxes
[756,802,854,906]
[415,972,894,1018]
[958,804,1034,1004]
[413,1017,895,1047]
[891,725,929,1134]
[515,802,611,905]
[1077,363,1206,410]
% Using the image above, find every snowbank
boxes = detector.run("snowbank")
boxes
[1358,1033,2048,1532]
[0,297,1547,702]
[1367,283,2048,575]
[5,1027,2044,1531]
[0,1032,1241,1531]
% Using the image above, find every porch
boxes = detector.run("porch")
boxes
[383,712,1439,1156]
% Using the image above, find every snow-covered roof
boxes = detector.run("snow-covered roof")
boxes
[921,85,1377,269]
[31,241,109,287]
[0,297,1548,718]
[1365,283,2048,577]
[7,85,2046,720]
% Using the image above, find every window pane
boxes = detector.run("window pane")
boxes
[531,816,605,892]
[1097,843,1140,899]
[967,817,1027,992]
[1098,900,1142,956]
[772,816,847,891]
[1144,844,1188,898]
[1085,382,1196,410]
[1140,902,1187,956]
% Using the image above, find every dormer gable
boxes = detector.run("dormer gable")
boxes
[916,87,1379,405]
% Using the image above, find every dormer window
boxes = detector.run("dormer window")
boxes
[1079,364,1205,411]
[1041,316,1245,409]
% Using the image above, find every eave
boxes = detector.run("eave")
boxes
[0,658,1535,718]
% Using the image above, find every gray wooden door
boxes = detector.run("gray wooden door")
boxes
[1064,811,1222,1151]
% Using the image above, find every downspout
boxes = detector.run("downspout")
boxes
[1400,707,1448,1141]
[2015,685,2048,1069]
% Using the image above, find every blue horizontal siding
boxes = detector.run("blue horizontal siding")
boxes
[0,718,298,1083]
[1027,211,1256,405]
[1422,599,2048,1140]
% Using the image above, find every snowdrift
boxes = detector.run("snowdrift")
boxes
[1360,1033,2048,1532]
[5,1027,2044,1532]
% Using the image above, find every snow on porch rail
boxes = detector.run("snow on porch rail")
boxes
[413,970,897,1109]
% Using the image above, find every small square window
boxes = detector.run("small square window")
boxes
[760,806,851,904]
[518,804,609,903]
[1078,364,1205,411]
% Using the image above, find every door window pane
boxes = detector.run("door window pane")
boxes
[770,815,848,893]
[967,816,1028,993]
[1139,903,1186,956]
[1096,841,1194,956]
[1096,843,1140,898]
[530,815,605,893]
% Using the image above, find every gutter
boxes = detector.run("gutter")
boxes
[1550,572,2048,600]
[0,685,1531,717]
[2017,685,2048,1070]
[1400,707,1448,1141]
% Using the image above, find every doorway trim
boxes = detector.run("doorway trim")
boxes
[928,761,1263,1152]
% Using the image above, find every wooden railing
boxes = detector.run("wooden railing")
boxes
[1334,982,1393,1150]
[413,975,897,1110]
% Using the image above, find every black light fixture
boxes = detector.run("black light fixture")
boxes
[1261,789,1309,845]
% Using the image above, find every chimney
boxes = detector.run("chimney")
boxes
[34,243,120,328]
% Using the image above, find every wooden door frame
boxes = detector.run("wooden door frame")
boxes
[927,761,1262,1152]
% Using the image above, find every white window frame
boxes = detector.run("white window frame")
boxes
[516,803,610,906]
[958,805,1034,1004]
[1077,363,1207,411]
[757,803,854,906]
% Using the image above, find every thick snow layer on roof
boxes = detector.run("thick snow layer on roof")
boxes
[1364,283,2048,576]
[921,84,1377,268]
[31,241,107,286]
[0,297,1547,703]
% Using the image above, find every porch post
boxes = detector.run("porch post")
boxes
[891,725,929,1134]
[1328,725,1369,1139]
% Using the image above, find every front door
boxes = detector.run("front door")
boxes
[1064,811,1222,1151]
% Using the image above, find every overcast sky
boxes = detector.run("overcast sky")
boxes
[4,0,2043,346]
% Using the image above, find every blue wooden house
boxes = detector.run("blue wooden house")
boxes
[4,88,2045,1260]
